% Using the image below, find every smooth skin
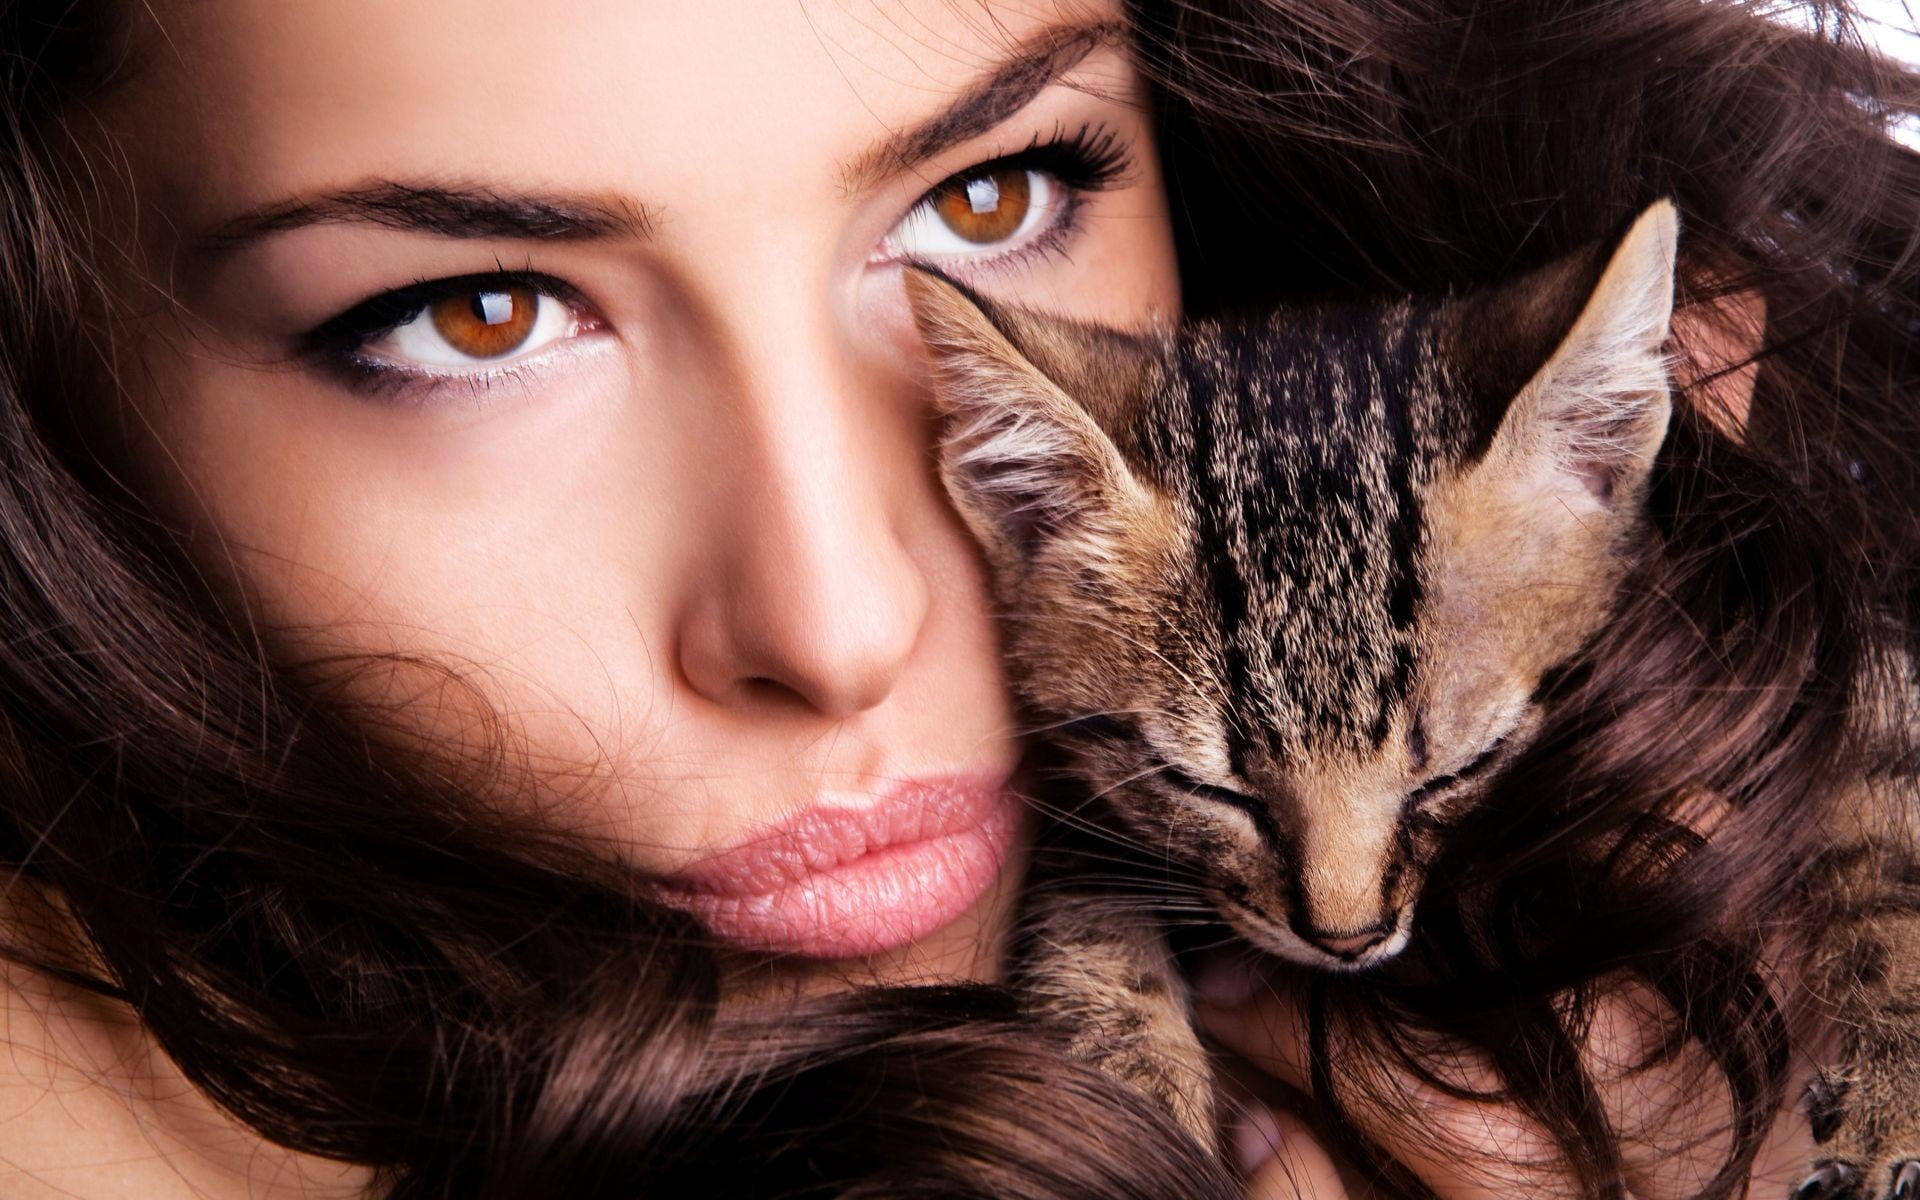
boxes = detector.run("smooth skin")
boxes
[0,0,1815,1196]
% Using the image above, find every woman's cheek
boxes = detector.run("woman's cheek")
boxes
[123,321,683,768]
[852,263,934,367]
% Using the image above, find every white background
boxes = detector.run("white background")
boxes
[1855,0,1920,64]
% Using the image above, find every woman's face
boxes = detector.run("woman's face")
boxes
[87,1,1179,984]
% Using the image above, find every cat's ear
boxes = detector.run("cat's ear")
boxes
[906,269,1162,561]
[1472,200,1678,510]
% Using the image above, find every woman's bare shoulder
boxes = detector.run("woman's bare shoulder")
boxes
[0,884,371,1199]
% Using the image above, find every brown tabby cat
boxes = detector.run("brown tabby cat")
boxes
[907,203,1920,1198]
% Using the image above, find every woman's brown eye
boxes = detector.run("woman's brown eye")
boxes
[354,279,584,375]
[428,286,541,358]
[931,167,1034,244]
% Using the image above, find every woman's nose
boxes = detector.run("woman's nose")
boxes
[675,340,931,720]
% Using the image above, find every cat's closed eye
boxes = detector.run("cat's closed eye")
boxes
[1405,734,1508,813]
[1156,763,1264,819]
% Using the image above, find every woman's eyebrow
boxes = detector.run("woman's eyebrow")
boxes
[193,184,655,260]
[836,19,1126,195]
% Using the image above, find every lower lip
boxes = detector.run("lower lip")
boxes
[656,775,1022,959]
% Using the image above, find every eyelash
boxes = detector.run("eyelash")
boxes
[297,122,1135,400]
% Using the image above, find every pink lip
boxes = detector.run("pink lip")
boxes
[656,773,1023,958]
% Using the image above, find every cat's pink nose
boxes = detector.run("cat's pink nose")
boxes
[1296,923,1390,960]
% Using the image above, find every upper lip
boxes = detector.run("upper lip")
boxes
[660,771,1015,898]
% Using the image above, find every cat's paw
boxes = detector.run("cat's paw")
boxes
[1790,1158,1920,1200]
[1794,1059,1920,1199]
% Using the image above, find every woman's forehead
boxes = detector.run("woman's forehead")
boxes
[94,0,1131,242]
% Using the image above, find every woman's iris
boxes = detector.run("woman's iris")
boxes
[930,167,1033,245]
[428,286,541,359]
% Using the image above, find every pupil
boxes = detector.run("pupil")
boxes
[474,291,514,326]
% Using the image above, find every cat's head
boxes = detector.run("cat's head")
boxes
[909,201,1678,972]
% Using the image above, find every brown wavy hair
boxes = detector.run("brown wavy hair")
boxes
[1,0,1916,1196]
